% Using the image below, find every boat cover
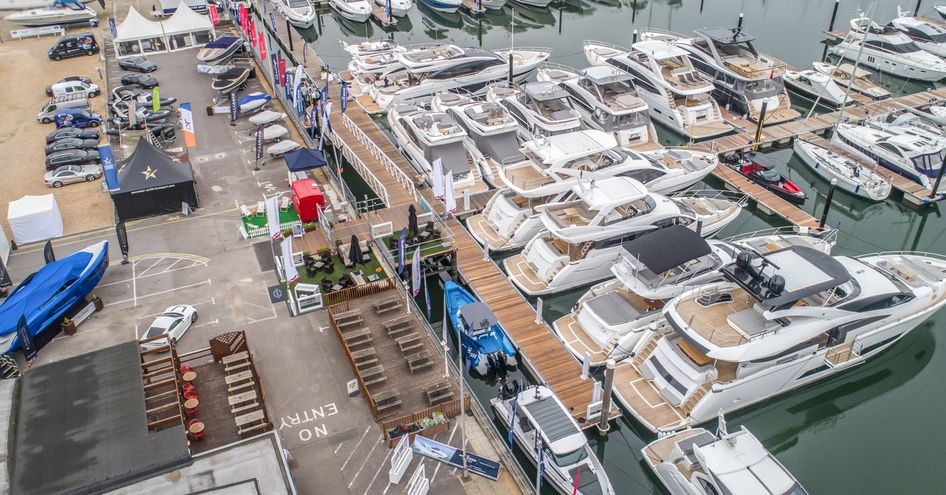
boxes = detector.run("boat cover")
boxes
[0,251,91,337]
[240,92,272,106]
[202,36,240,49]
[621,225,711,274]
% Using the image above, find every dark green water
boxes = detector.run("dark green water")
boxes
[304,1,946,493]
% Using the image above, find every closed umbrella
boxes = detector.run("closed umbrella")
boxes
[349,234,362,266]
[408,204,418,237]
[43,240,55,264]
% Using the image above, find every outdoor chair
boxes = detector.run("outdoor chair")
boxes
[240,204,253,218]
[255,201,265,217]
[321,278,333,292]
[280,196,290,212]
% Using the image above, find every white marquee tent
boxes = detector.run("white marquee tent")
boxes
[7,195,63,245]
[114,4,214,58]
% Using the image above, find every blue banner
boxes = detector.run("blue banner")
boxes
[229,90,239,121]
[285,72,292,100]
[98,145,119,191]
[412,435,501,481]
[296,90,305,118]
[108,17,117,39]
[320,85,329,107]
[269,12,277,33]
[309,100,318,138]
[16,316,36,362]
[341,83,349,114]
[270,54,278,88]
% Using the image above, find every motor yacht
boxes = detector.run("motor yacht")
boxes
[388,104,489,194]
[492,384,615,495]
[487,82,583,137]
[196,36,244,65]
[277,0,318,27]
[584,37,733,140]
[834,117,946,190]
[674,27,800,123]
[890,7,946,59]
[358,45,550,112]
[329,0,371,22]
[643,422,808,495]
[345,40,405,75]
[373,0,412,17]
[552,226,834,365]
[831,14,946,82]
[0,0,94,9]
[503,177,744,296]
[783,68,850,108]
[811,61,890,101]
[537,64,664,155]
[4,6,96,27]
[343,39,403,58]
[467,131,716,252]
[416,0,462,13]
[793,138,892,201]
[613,245,946,432]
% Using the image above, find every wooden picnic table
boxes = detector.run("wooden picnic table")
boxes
[228,390,258,406]
[235,410,266,427]
[222,351,249,365]
[225,370,254,385]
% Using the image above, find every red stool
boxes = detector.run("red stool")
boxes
[180,364,194,375]
[183,389,199,401]
[182,383,197,395]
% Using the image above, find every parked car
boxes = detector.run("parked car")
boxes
[46,127,100,144]
[37,95,89,123]
[45,137,99,155]
[45,76,93,96]
[44,164,102,187]
[45,148,99,170]
[47,80,100,99]
[119,56,157,73]
[54,109,102,129]
[120,74,159,89]
[140,305,199,349]
[48,33,98,61]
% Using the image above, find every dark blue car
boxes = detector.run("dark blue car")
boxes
[54,108,102,129]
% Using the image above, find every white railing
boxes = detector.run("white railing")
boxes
[342,113,419,203]
[11,25,64,39]
[332,132,391,207]
[583,39,631,53]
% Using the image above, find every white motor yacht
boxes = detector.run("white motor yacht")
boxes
[277,0,318,27]
[358,45,550,112]
[783,68,850,108]
[4,6,96,27]
[938,5,946,20]
[329,0,371,22]
[487,82,583,137]
[373,0,412,17]
[503,177,744,296]
[890,7,946,59]
[417,0,462,12]
[643,422,808,495]
[793,138,892,201]
[614,245,946,432]
[343,39,404,58]
[673,27,799,123]
[811,62,890,101]
[831,14,946,82]
[537,64,664,155]
[492,384,615,495]
[584,37,733,140]
[0,0,94,9]
[834,118,946,190]
[553,226,835,365]
[388,104,489,194]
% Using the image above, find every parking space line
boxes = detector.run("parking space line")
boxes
[192,319,219,329]
[98,263,205,288]
[160,258,184,273]
[134,257,166,278]
[334,441,346,454]
[131,260,137,307]
[109,279,212,308]
[430,420,461,485]
[348,436,383,488]
[340,425,372,471]
[362,441,395,495]
[134,299,216,321]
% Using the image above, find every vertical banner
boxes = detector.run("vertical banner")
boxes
[98,145,119,190]
[397,228,407,274]
[266,195,281,240]
[340,82,349,114]
[270,12,277,33]
[411,247,421,297]
[229,90,239,122]
[43,240,55,264]
[258,31,266,60]
[248,18,255,46]
[238,3,247,31]
[152,86,160,112]
[180,102,196,148]
[278,58,287,88]
[255,125,264,161]
[16,316,37,363]
[285,72,293,101]
[309,101,318,138]
[116,220,129,260]
[208,4,218,25]
[281,237,299,284]
[270,54,278,86]
[108,17,117,38]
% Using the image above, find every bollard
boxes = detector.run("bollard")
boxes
[507,53,513,85]
[753,101,768,151]
[597,359,615,436]
[819,179,837,230]
[828,0,840,32]
[700,0,704,13]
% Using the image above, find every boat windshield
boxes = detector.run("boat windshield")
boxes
[546,447,588,467]
[912,151,945,171]
[760,169,782,182]
[614,111,649,128]
[745,79,780,99]
[865,39,922,53]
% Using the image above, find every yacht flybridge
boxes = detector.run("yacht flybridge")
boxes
[615,246,946,432]
[831,14,946,82]
[583,37,734,140]
[536,64,664,154]
[811,62,890,101]
[674,28,800,124]
[552,227,835,365]
[487,82,583,137]
[503,177,744,296]
[889,7,946,60]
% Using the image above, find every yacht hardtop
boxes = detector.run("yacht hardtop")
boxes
[444,97,526,179]
[690,28,783,80]
[490,81,583,136]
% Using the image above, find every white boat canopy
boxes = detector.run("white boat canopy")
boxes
[114,5,214,58]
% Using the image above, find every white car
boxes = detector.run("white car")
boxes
[44,164,101,187]
[140,305,198,349]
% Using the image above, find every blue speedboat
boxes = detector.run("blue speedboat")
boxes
[0,241,109,354]
[444,281,517,374]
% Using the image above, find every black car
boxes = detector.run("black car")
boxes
[118,56,157,73]
[46,127,100,144]
[120,74,159,89]
[45,138,100,155]
[45,76,93,96]
[45,149,100,170]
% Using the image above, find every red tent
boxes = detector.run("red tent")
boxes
[291,179,325,222]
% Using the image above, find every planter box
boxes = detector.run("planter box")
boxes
[386,420,450,448]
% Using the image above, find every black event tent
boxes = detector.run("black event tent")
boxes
[111,137,199,221]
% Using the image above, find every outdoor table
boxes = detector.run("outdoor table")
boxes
[182,370,197,383]
[228,390,258,406]
[184,398,199,409]
[331,284,344,292]
[352,273,367,285]
[314,261,325,270]
[189,422,205,435]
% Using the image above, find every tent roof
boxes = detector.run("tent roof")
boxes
[163,3,213,35]
[114,137,194,193]
[7,195,58,220]
[115,6,165,42]
[284,148,327,172]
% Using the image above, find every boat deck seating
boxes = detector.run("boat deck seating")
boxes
[373,297,403,315]
[727,307,778,338]
[344,328,373,347]
[396,333,423,354]
[426,381,454,406]
[677,339,713,367]
[373,389,402,413]
[406,350,433,374]
[384,316,414,337]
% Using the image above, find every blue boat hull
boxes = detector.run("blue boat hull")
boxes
[444,281,517,374]
[0,241,109,354]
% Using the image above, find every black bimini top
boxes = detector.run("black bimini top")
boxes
[621,225,712,275]
[697,27,756,45]
[723,245,851,307]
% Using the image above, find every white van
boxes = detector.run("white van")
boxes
[38,95,90,124]
[49,80,100,99]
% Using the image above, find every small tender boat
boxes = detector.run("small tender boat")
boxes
[793,138,891,201]
[329,0,372,22]
[266,139,302,158]
[275,0,317,27]
[239,92,272,114]
[249,110,286,126]
[4,6,96,27]
[723,151,807,204]
[373,0,412,17]
[211,67,252,93]
[196,36,244,65]
[260,124,289,142]
[784,68,850,108]
[0,241,109,354]
[444,281,517,375]
[0,0,95,10]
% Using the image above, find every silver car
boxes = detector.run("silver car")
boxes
[44,164,101,187]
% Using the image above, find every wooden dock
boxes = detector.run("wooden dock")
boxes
[370,4,398,28]
[461,0,487,15]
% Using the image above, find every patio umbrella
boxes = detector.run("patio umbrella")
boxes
[444,171,457,216]
[349,234,362,266]
[408,204,418,237]
[432,157,445,200]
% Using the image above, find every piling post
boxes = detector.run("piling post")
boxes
[286,20,293,51]
[915,0,923,17]
[597,359,615,436]
[737,12,744,29]
[828,0,840,32]
[819,179,837,230]
[507,53,513,85]
[633,29,638,44]
[752,101,768,151]
[930,154,946,198]
[700,0,704,13]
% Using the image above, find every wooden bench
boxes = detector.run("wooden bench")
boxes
[238,422,270,437]
[228,390,258,407]
[373,390,402,413]
[225,370,253,385]
[343,328,373,347]
[426,382,454,406]
[384,317,414,338]
[222,351,249,365]
[228,380,256,393]
[337,319,365,332]
[406,351,433,374]
[224,360,251,373]
[235,410,266,427]
[396,334,423,354]
[362,365,387,388]
[231,401,260,415]
[373,297,403,315]
[334,308,362,321]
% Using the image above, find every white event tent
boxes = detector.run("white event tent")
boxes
[113,4,214,58]
[7,195,64,245]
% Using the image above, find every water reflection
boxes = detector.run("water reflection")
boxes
[418,2,464,33]
[331,12,375,37]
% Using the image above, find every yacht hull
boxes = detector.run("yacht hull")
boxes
[831,42,946,82]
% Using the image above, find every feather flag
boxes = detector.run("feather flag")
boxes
[341,82,349,114]
[444,170,457,215]
[397,228,407,274]
[266,195,281,240]
[411,247,421,297]
[432,157,445,200]
[282,237,300,284]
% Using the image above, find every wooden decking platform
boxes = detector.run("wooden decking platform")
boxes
[371,4,398,27]
[712,164,820,228]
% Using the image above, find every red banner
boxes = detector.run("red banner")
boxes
[238,4,247,31]
[208,4,218,25]
[278,58,286,87]
[248,18,256,47]
[258,31,266,60]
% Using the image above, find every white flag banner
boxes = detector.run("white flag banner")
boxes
[266,195,281,240]
[444,170,457,215]
[293,64,304,100]
[411,247,421,297]
[432,158,445,200]
[282,237,300,284]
